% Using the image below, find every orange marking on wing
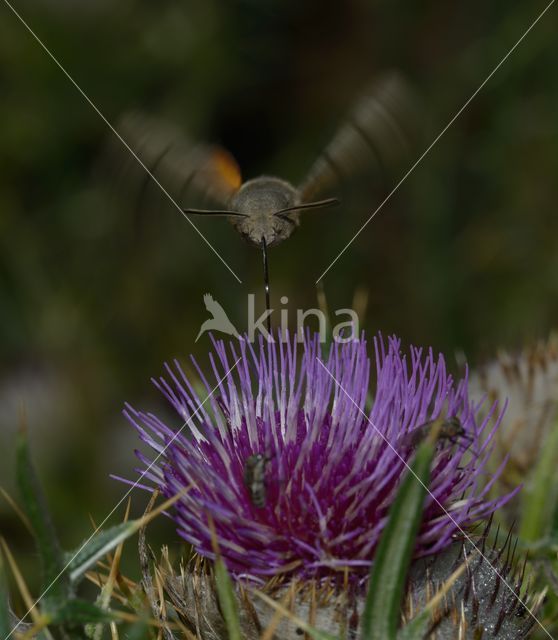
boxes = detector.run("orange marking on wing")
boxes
[212,148,242,191]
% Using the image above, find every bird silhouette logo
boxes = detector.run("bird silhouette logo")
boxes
[196,294,241,342]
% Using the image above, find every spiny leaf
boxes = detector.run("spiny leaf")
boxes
[68,489,189,584]
[214,557,242,640]
[361,437,435,640]
[66,521,136,584]
[16,423,70,606]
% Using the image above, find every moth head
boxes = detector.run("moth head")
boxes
[182,175,339,248]
[229,176,300,247]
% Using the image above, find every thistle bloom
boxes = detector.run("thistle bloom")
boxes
[123,332,516,579]
[471,335,558,486]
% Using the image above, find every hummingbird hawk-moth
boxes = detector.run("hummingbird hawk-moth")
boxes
[115,73,416,327]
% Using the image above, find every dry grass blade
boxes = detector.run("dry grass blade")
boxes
[0,537,54,640]
[84,572,128,606]
[91,499,132,640]
[131,485,194,535]
[259,582,298,640]
[400,552,475,638]
[422,553,474,614]
[252,589,337,640]
[139,491,175,640]
[0,488,33,536]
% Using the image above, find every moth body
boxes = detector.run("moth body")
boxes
[229,176,300,247]
[116,74,416,322]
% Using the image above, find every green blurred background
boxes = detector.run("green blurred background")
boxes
[0,0,557,581]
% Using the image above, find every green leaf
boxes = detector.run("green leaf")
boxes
[66,521,137,584]
[214,557,242,640]
[16,426,70,606]
[520,416,558,542]
[361,439,435,640]
[69,490,185,585]
[49,599,116,625]
[0,553,10,638]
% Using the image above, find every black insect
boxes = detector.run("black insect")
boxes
[243,453,271,508]
[116,74,415,328]
[401,416,473,449]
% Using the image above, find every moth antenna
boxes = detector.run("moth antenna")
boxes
[182,208,248,217]
[274,197,340,218]
[261,237,271,334]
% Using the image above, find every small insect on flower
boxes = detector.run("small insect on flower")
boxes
[243,454,271,508]
[401,416,473,449]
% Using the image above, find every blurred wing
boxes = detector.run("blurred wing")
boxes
[111,112,242,211]
[298,73,417,202]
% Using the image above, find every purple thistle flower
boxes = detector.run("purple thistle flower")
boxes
[122,332,517,580]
